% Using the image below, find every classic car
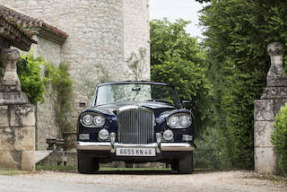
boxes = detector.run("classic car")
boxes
[77,81,195,174]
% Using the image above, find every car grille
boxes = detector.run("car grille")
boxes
[118,106,154,144]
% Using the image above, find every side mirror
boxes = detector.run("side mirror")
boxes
[182,100,192,109]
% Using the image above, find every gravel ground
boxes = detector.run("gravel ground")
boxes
[0,170,286,192]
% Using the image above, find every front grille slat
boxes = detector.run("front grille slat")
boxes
[118,107,154,144]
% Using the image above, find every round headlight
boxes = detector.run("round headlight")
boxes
[167,113,192,128]
[82,114,93,125]
[94,115,105,127]
[179,115,192,127]
[167,116,178,127]
[99,129,109,140]
[163,130,174,141]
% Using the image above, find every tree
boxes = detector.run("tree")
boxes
[199,0,287,169]
[150,19,210,135]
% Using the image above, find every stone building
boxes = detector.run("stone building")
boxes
[0,0,150,150]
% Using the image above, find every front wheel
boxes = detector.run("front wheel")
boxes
[177,152,193,174]
[77,151,99,174]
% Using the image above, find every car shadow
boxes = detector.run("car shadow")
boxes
[64,169,202,175]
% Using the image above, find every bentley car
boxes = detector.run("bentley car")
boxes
[77,81,195,174]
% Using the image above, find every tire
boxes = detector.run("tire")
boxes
[171,159,178,172]
[177,152,193,174]
[77,151,99,174]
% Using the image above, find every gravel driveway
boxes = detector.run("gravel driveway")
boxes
[0,170,286,192]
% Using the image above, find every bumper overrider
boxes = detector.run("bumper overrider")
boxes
[77,133,195,153]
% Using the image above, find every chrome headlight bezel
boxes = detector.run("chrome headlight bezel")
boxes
[167,113,192,129]
[80,113,106,128]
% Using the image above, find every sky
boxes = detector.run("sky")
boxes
[149,0,207,38]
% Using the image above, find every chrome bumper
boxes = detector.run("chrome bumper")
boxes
[77,141,195,153]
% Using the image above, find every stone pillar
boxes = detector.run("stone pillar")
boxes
[254,42,286,174]
[0,49,35,171]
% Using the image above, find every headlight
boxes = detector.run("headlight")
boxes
[167,113,192,128]
[81,113,105,127]
[82,114,93,125]
[94,115,105,127]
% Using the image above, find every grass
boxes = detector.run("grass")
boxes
[254,174,287,184]
[0,167,27,176]
[36,165,77,171]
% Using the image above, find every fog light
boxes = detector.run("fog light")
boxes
[99,129,109,140]
[183,134,193,141]
[79,134,89,140]
[163,130,174,141]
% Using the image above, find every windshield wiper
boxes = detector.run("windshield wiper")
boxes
[145,99,173,106]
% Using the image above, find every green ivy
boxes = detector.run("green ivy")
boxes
[44,62,73,132]
[272,104,287,175]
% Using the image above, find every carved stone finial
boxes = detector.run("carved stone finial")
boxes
[267,42,284,56]
[0,49,21,91]
[1,49,20,63]
[266,42,285,86]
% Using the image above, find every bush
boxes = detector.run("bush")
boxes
[271,103,287,175]
[17,53,45,104]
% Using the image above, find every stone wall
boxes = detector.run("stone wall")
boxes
[1,0,150,135]
[0,104,35,170]
[123,0,150,80]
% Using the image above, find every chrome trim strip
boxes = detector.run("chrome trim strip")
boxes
[160,143,195,151]
[77,142,111,150]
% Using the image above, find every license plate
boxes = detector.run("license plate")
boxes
[116,148,156,156]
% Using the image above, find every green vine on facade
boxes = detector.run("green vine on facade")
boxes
[126,47,147,81]
[44,62,73,133]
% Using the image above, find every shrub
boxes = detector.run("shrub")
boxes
[271,103,287,175]
[17,53,45,104]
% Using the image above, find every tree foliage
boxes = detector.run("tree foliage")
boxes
[150,19,210,134]
[199,0,287,169]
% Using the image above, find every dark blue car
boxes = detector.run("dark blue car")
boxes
[77,81,195,174]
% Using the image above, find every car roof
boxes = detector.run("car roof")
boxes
[98,81,174,87]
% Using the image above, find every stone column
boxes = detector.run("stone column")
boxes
[254,42,286,175]
[0,49,35,171]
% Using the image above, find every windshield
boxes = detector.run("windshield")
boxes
[94,83,180,107]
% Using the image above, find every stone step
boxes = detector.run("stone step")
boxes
[35,150,53,164]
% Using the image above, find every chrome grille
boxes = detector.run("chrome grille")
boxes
[118,106,154,144]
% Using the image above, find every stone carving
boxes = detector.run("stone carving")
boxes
[265,42,287,87]
[254,42,287,175]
